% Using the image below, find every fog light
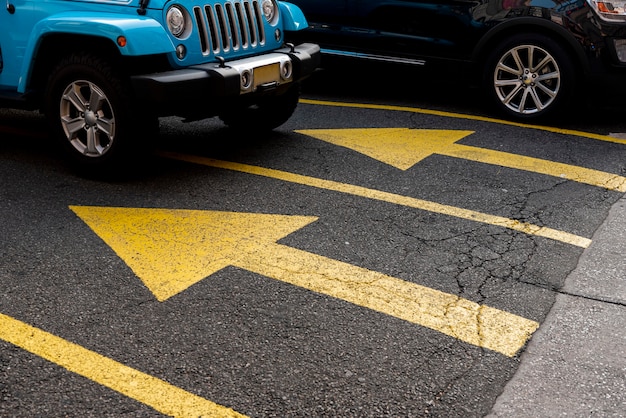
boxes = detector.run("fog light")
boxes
[280,61,292,80]
[615,39,626,62]
[241,69,252,89]
[176,44,186,60]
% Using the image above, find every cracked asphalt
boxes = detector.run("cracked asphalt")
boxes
[1,68,626,416]
[488,194,626,416]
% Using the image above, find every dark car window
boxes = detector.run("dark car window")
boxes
[292,0,355,24]
[370,0,481,56]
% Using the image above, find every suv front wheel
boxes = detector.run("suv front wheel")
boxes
[484,33,575,120]
[45,53,155,174]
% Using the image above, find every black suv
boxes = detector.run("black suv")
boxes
[287,0,626,120]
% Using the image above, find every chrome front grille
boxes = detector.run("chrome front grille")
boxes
[193,1,266,56]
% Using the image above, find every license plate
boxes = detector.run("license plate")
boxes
[253,64,280,88]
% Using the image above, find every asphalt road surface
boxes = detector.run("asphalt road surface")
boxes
[1,67,626,417]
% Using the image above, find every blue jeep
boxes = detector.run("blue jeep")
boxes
[0,0,320,172]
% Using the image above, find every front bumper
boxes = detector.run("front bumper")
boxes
[131,43,320,117]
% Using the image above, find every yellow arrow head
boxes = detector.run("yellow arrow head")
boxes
[69,206,318,301]
[297,128,474,170]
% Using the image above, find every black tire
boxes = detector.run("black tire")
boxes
[44,53,157,175]
[219,83,300,132]
[484,33,575,121]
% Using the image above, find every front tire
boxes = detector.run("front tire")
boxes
[484,34,575,121]
[45,53,156,175]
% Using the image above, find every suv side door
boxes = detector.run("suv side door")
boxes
[287,1,367,52]
[0,0,34,91]
[290,0,483,63]
[354,0,482,61]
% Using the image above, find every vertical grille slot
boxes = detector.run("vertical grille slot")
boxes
[225,3,240,50]
[252,0,265,44]
[215,4,230,53]
[206,6,220,52]
[194,7,209,53]
[235,2,249,48]
[194,1,266,56]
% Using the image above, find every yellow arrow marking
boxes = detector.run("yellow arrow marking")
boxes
[70,206,539,357]
[297,128,626,191]
[0,313,246,418]
[69,206,318,301]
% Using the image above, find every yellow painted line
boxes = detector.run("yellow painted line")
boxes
[297,128,626,192]
[69,207,539,357]
[448,143,626,192]
[299,99,626,145]
[160,152,592,249]
[0,313,247,418]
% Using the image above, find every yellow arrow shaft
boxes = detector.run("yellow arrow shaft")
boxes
[233,243,538,358]
[162,153,591,249]
[444,144,626,192]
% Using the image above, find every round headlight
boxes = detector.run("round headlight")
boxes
[167,6,186,38]
[261,0,277,23]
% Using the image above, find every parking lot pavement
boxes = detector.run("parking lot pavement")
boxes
[488,195,626,416]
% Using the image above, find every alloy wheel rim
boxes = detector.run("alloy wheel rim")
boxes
[493,44,561,115]
[59,80,116,157]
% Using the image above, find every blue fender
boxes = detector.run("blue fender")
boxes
[18,12,175,92]
[279,2,310,32]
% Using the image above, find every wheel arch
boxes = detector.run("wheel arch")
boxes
[472,18,589,82]
[27,35,121,107]
[18,13,174,95]
[279,2,310,32]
